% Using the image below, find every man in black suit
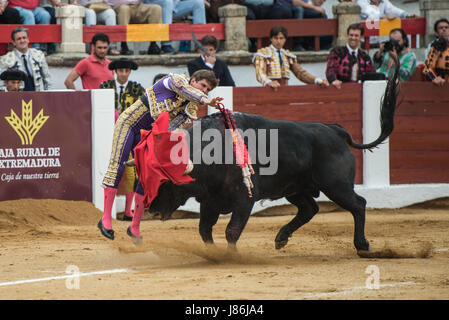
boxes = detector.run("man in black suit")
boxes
[187,35,236,87]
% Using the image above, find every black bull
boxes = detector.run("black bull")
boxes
[149,65,400,253]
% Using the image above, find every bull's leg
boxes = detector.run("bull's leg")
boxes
[225,199,254,251]
[199,202,221,245]
[322,184,370,251]
[275,194,319,250]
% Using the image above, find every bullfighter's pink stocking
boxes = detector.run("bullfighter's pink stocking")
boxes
[130,193,145,237]
[124,192,134,218]
[102,187,117,230]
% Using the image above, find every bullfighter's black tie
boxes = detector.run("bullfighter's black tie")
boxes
[22,54,31,76]
[22,54,35,91]
[119,85,124,102]
[278,49,283,67]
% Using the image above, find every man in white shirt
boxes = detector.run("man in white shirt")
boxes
[325,23,376,88]
[355,0,419,21]
[0,26,51,91]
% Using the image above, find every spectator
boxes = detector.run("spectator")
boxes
[0,68,27,91]
[7,0,52,53]
[373,28,416,82]
[245,0,273,52]
[142,0,206,54]
[100,58,145,221]
[40,0,68,55]
[423,28,449,87]
[41,0,67,23]
[356,0,420,21]
[73,0,120,55]
[207,0,245,22]
[0,27,52,91]
[425,18,449,58]
[325,23,375,89]
[292,0,332,51]
[244,0,273,20]
[100,57,145,116]
[64,32,114,89]
[354,0,420,45]
[294,0,325,20]
[106,0,162,55]
[187,34,235,86]
[253,25,329,90]
[261,1,331,51]
[0,1,21,24]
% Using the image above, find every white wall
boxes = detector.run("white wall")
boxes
[49,63,328,90]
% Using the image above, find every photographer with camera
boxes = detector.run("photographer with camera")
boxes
[423,20,449,88]
[373,28,416,82]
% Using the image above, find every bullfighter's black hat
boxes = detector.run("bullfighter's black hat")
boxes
[108,58,138,71]
[0,68,27,81]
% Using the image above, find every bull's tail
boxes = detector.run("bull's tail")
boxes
[331,54,400,151]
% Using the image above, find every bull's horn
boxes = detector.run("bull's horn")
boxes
[125,159,135,167]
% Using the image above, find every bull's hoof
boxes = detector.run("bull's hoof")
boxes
[275,239,288,250]
[355,239,371,252]
[275,229,291,250]
[98,219,114,240]
[127,226,143,245]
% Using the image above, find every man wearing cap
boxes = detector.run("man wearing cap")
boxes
[98,69,223,242]
[0,26,51,91]
[0,68,27,91]
[100,58,145,221]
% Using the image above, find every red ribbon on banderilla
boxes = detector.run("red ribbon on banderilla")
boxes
[216,102,255,197]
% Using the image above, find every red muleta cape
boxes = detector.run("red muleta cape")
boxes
[133,112,194,208]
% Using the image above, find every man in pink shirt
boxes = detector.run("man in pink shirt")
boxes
[64,33,114,89]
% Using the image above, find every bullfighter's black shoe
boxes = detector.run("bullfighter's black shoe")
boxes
[127,226,142,245]
[98,219,114,240]
[122,214,133,221]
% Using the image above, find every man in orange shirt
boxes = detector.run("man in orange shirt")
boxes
[64,33,114,89]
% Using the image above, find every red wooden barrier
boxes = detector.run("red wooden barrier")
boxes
[168,23,225,41]
[390,82,449,184]
[0,24,61,43]
[83,25,127,43]
[233,84,363,184]
[246,18,338,51]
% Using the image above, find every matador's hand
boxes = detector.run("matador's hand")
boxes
[201,96,224,107]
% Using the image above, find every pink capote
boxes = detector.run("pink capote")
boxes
[133,112,194,208]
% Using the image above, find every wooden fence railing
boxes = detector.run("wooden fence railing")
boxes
[246,18,338,51]
[232,84,364,184]
[0,23,225,44]
[0,17,426,51]
[389,82,449,184]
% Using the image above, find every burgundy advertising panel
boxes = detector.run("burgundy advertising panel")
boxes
[0,91,92,201]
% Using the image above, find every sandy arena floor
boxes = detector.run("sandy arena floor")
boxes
[0,198,448,300]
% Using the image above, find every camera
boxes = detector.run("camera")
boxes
[432,36,448,52]
[384,39,400,52]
